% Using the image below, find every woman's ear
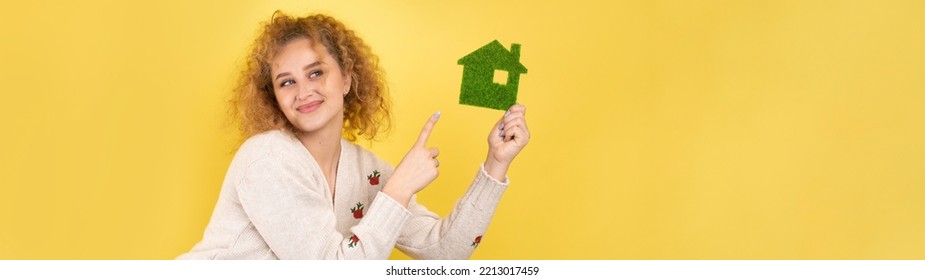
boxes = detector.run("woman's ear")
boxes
[343,73,353,93]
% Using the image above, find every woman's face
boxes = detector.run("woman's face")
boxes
[270,37,351,136]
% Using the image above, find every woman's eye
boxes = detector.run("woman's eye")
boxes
[280,79,295,87]
[310,70,324,78]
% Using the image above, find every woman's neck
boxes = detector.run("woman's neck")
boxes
[296,126,343,182]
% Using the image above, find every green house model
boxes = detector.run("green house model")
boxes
[457,40,528,110]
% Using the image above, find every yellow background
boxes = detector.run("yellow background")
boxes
[1,0,923,259]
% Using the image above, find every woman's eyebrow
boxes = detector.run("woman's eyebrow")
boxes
[274,72,291,81]
[302,61,322,71]
[274,61,323,81]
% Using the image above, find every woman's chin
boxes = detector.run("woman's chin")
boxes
[287,110,341,135]
[291,119,329,134]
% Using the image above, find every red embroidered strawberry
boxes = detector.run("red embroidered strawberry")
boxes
[471,235,483,248]
[350,202,364,219]
[348,234,360,248]
[367,170,381,186]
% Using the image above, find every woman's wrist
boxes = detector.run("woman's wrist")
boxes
[483,157,510,182]
[381,183,411,208]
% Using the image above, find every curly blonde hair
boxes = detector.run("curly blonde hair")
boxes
[230,11,391,142]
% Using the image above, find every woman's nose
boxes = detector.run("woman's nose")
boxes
[297,82,315,100]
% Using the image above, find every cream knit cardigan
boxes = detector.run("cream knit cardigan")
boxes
[178,130,509,259]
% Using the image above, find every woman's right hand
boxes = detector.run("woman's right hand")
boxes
[383,112,442,207]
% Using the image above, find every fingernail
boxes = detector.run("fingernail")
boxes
[504,110,511,117]
[434,111,441,119]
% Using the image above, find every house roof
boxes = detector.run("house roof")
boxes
[457,40,528,73]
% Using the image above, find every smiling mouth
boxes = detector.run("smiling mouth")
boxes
[297,100,323,113]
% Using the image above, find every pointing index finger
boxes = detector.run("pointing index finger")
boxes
[415,111,441,147]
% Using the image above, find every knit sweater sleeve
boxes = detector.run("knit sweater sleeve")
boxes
[394,164,509,259]
[235,157,412,259]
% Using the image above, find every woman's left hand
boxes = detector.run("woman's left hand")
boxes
[484,104,530,181]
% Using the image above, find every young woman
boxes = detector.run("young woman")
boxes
[178,11,530,259]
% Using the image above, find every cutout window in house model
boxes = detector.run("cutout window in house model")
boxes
[493,70,509,85]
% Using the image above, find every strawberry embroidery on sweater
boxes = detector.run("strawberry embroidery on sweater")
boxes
[350,202,364,219]
[471,235,483,248]
[348,234,360,248]
[367,170,381,186]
